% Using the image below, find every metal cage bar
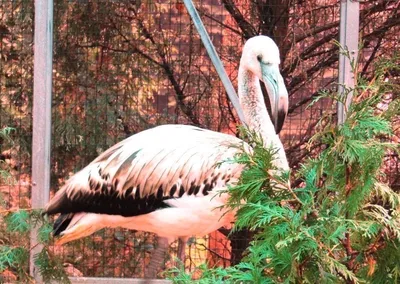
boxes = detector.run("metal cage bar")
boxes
[337,0,360,124]
[30,0,54,281]
[182,0,246,125]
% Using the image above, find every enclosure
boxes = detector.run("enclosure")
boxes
[0,0,399,282]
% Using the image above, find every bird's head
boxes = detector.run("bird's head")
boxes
[241,36,288,134]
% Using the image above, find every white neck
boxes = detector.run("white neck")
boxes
[238,64,289,171]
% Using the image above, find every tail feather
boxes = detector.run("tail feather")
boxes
[53,213,105,245]
[53,213,74,236]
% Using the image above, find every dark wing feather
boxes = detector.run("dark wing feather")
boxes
[53,213,74,236]
[44,125,244,217]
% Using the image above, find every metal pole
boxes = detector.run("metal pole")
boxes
[337,0,359,124]
[30,0,54,281]
[182,0,246,125]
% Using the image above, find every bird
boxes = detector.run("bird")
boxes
[43,35,289,278]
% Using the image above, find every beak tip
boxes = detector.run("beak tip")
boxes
[274,109,287,134]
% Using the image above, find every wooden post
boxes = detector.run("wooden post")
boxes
[337,0,359,124]
[30,0,54,281]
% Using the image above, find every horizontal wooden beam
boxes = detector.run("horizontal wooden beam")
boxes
[70,277,171,284]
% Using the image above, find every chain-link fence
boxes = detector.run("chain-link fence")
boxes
[0,1,33,280]
[0,0,399,281]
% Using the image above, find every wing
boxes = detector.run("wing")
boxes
[44,125,245,217]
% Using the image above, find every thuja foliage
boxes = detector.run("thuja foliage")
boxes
[0,126,69,283]
[0,127,15,184]
[0,208,70,283]
[168,58,400,282]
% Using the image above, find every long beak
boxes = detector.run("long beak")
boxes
[261,64,288,134]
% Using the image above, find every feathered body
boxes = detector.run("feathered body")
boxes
[44,36,290,271]
[46,125,245,244]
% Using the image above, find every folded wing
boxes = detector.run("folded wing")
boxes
[44,125,244,217]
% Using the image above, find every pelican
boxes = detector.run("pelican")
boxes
[43,35,289,278]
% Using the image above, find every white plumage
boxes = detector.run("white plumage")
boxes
[44,35,289,277]
[47,126,243,241]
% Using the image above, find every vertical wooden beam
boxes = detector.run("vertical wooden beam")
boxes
[337,0,359,124]
[30,0,53,281]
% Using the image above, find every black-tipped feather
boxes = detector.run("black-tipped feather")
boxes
[53,213,74,236]
[45,188,172,217]
[44,125,242,219]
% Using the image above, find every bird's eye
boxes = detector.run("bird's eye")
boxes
[258,56,272,66]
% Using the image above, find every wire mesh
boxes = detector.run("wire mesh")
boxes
[358,0,400,192]
[0,0,34,282]
[0,0,399,281]
[49,0,342,277]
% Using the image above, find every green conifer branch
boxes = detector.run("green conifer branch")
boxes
[168,51,400,283]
